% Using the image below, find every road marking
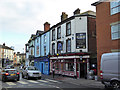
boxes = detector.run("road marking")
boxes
[18,81,28,84]
[27,80,39,83]
[38,80,48,83]
[6,82,16,85]
[46,79,58,83]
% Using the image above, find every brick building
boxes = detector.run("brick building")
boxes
[92,0,120,78]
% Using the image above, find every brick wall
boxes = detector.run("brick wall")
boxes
[96,2,120,77]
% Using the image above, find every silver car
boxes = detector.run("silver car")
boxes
[22,66,41,79]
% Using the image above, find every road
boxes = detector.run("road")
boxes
[0,67,105,90]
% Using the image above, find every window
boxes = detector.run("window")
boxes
[57,42,63,54]
[44,46,46,56]
[65,60,74,71]
[66,39,71,52]
[44,34,46,43]
[110,0,120,15]
[52,43,55,55]
[111,23,120,40]
[52,29,55,41]
[66,22,71,36]
[57,27,61,39]
[37,37,39,43]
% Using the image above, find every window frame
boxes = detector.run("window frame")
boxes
[44,46,46,56]
[52,43,55,55]
[110,0,120,15]
[66,39,71,53]
[57,42,63,54]
[52,29,55,41]
[66,22,71,36]
[111,23,120,40]
[57,27,61,39]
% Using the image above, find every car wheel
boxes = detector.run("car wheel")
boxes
[38,77,41,79]
[111,81,120,89]
[14,78,17,82]
[2,76,6,82]
[26,74,29,80]
[17,77,20,81]
[22,73,24,78]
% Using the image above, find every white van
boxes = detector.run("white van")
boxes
[100,52,120,89]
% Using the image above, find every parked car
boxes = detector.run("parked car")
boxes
[22,66,41,80]
[0,69,20,82]
[100,52,120,89]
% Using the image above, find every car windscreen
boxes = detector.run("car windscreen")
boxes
[6,70,17,73]
[28,67,38,70]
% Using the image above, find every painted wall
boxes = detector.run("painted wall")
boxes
[50,16,88,55]
[41,32,50,56]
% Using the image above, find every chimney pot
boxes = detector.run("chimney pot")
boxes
[73,8,80,15]
[3,43,5,46]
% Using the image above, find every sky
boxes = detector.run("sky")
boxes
[0,0,97,53]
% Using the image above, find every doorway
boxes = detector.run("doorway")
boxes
[80,63,87,78]
[41,63,43,74]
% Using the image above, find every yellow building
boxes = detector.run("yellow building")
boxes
[0,43,14,67]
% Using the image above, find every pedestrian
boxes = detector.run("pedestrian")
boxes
[52,68,55,78]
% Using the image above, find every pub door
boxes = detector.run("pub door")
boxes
[80,63,87,78]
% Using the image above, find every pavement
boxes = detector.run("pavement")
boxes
[42,74,105,88]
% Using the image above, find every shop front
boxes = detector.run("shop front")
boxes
[49,53,90,78]
[34,56,50,75]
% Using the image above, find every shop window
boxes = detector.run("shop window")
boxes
[65,62,74,71]
[55,62,59,70]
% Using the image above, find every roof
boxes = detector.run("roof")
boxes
[91,0,103,6]
[49,12,96,30]
[0,45,14,50]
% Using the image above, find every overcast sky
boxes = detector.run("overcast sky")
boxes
[0,0,97,53]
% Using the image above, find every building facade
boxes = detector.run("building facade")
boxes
[92,0,120,78]
[34,29,50,75]
[0,43,14,67]
[49,9,97,78]
[28,34,36,66]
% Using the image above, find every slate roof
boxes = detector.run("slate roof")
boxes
[0,45,14,50]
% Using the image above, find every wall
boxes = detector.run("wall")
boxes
[96,2,120,76]
[41,32,50,56]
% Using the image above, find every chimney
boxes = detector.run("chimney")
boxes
[44,22,50,32]
[61,12,68,21]
[3,43,5,46]
[73,8,80,15]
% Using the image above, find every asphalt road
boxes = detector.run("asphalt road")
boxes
[0,67,106,90]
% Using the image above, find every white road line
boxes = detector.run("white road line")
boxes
[46,79,58,83]
[6,82,16,85]
[27,80,39,83]
[38,80,48,83]
[17,81,28,84]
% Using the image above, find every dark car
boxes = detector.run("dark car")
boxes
[1,69,20,82]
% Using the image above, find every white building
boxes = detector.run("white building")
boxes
[49,9,97,78]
